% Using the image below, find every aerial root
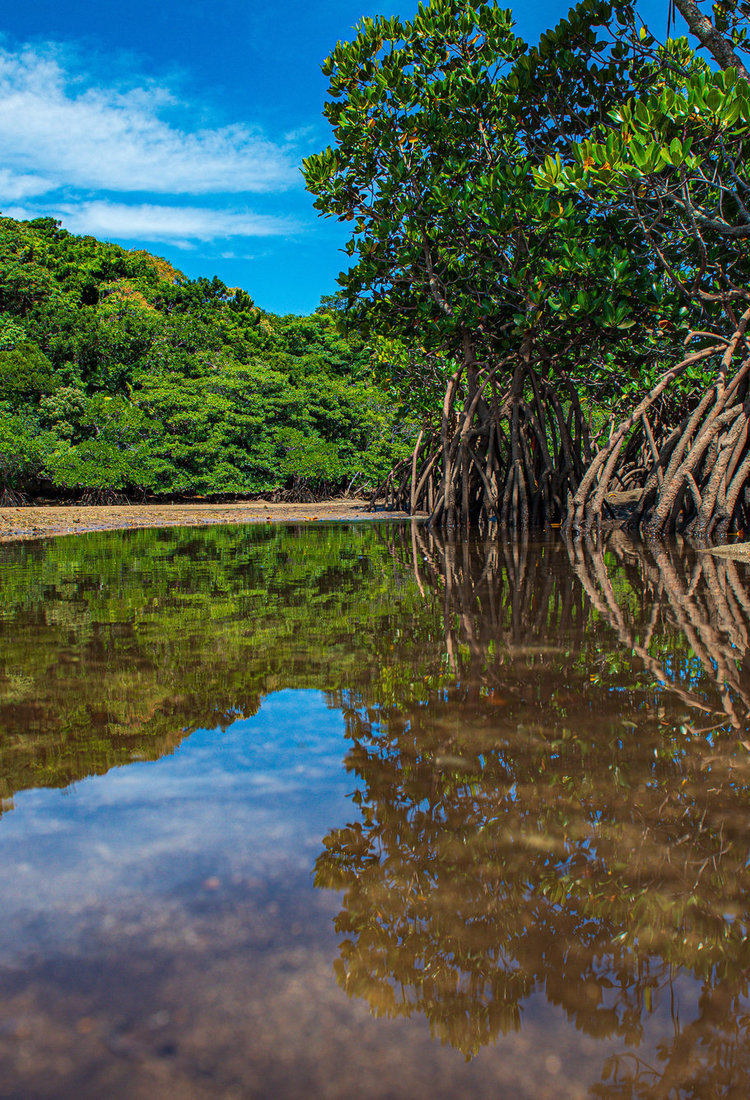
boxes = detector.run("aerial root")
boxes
[569,311,750,544]
[376,311,750,543]
[375,361,586,533]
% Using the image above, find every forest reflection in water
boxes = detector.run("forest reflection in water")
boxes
[0,521,749,1098]
[318,525,750,1097]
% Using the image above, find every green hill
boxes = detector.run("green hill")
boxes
[0,215,414,503]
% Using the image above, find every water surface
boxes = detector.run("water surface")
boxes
[0,522,748,1098]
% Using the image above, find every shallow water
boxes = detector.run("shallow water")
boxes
[0,521,748,1099]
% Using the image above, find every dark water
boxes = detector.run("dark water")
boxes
[0,521,748,1099]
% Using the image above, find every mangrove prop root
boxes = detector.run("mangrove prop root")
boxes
[375,361,586,532]
[375,309,750,542]
[568,310,750,543]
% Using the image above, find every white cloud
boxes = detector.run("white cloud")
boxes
[0,45,300,197]
[4,200,298,245]
[0,168,53,200]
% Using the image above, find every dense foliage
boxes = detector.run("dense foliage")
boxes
[0,215,417,502]
[305,0,750,541]
[5,0,750,536]
[536,12,750,539]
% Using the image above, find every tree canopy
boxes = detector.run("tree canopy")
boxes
[0,215,418,503]
[305,0,750,542]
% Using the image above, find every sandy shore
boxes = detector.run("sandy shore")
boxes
[0,500,419,543]
[705,541,750,560]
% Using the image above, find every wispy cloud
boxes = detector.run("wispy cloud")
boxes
[0,168,54,200]
[0,42,311,252]
[0,45,300,197]
[4,200,298,247]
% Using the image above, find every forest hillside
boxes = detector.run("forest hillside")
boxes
[0,215,414,503]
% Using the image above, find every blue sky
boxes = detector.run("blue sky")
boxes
[1,0,664,314]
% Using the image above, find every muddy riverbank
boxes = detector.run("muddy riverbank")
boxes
[0,500,418,543]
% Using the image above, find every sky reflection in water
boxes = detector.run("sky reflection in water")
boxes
[0,691,352,950]
[0,521,748,1099]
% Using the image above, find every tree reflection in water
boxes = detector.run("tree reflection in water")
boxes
[316,525,750,1097]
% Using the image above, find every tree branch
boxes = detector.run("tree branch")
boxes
[674,0,750,81]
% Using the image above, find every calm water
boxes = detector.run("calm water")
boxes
[0,521,748,1099]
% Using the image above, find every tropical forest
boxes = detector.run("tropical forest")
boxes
[0,215,420,504]
[4,0,750,544]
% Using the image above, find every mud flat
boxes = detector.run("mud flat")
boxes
[705,541,750,560]
[0,500,418,543]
